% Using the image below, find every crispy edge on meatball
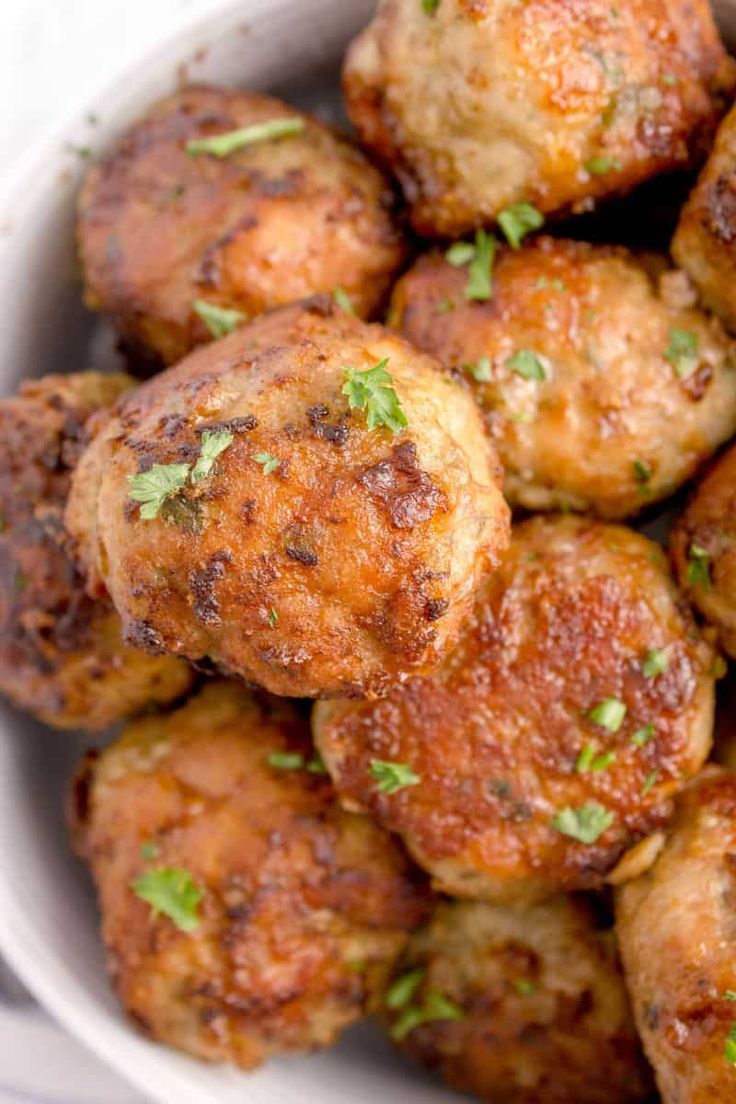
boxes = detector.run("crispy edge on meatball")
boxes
[66,299,509,699]
[78,84,407,364]
[616,767,736,1104]
[380,895,654,1104]
[672,101,736,335]
[314,515,715,903]
[0,372,192,729]
[343,0,736,237]
[388,236,736,519]
[671,441,736,659]
[69,680,432,1067]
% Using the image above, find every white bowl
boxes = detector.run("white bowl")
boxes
[1,2,735,1101]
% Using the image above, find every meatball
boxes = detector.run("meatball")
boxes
[0,372,192,730]
[671,441,736,658]
[343,0,736,238]
[616,767,736,1103]
[66,298,509,699]
[314,515,715,902]
[70,680,431,1068]
[78,85,407,365]
[381,896,653,1104]
[388,236,736,518]
[672,101,736,334]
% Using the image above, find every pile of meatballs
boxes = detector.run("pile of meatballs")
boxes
[7,0,736,1099]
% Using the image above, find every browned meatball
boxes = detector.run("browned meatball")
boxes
[66,299,509,700]
[78,85,407,365]
[0,372,192,730]
[343,0,736,238]
[381,896,654,1104]
[314,515,715,903]
[671,441,736,659]
[70,680,431,1068]
[616,767,736,1103]
[672,100,736,334]
[388,236,736,518]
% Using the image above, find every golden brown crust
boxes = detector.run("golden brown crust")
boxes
[670,441,736,659]
[66,300,509,699]
[388,237,736,519]
[672,101,736,334]
[0,373,192,729]
[71,680,431,1068]
[382,896,653,1103]
[343,0,736,237]
[314,515,715,902]
[78,85,407,364]
[616,767,736,1103]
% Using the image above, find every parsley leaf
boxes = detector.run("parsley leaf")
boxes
[192,299,246,338]
[391,991,465,1041]
[268,607,278,627]
[514,979,537,996]
[633,459,651,485]
[446,242,476,266]
[587,698,627,732]
[585,156,622,175]
[576,745,617,773]
[507,349,547,381]
[342,359,408,434]
[267,751,305,770]
[128,463,190,520]
[726,1024,736,1067]
[666,329,698,378]
[465,230,496,301]
[306,751,329,775]
[642,648,669,678]
[687,543,712,589]
[466,356,492,382]
[631,724,655,747]
[385,967,426,1009]
[132,867,202,932]
[190,429,234,483]
[253,451,281,474]
[422,0,440,11]
[333,287,356,315]
[186,117,305,157]
[552,802,614,844]
[726,991,736,1001]
[642,769,659,795]
[498,202,544,249]
[370,759,420,795]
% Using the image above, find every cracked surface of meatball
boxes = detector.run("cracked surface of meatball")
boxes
[314,515,715,902]
[78,85,407,365]
[616,767,736,1103]
[673,100,736,334]
[0,372,192,729]
[381,896,653,1104]
[343,0,736,237]
[70,680,431,1068]
[389,236,736,518]
[66,299,509,699]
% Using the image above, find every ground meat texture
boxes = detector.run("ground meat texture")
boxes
[77,85,407,365]
[673,101,736,334]
[0,372,192,730]
[66,300,508,699]
[671,440,736,659]
[343,0,736,238]
[388,236,736,519]
[313,515,715,903]
[380,896,654,1104]
[69,680,431,1068]
[616,767,736,1103]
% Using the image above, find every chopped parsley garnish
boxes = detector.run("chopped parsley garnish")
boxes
[140,840,158,860]
[587,698,627,732]
[498,201,544,249]
[333,287,356,315]
[726,991,736,1001]
[514,979,537,996]
[391,991,465,1041]
[726,1024,736,1066]
[633,459,651,485]
[686,543,712,589]
[131,867,202,932]
[661,72,677,86]
[267,751,305,771]
[712,655,728,680]
[253,451,281,474]
[186,116,305,157]
[631,724,655,747]
[507,349,547,381]
[466,356,492,382]
[592,750,617,772]
[642,769,659,795]
[666,329,698,378]
[422,0,441,12]
[306,751,329,775]
[552,802,614,844]
[385,967,426,1009]
[370,759,420,795]
[446,242,476,266]
[342,359,408,434]
[192,299,246,338]
[268,607,278,627]
[576,745,617,773]
[128,463,190,520]
[447,230,496,301]
[585,156,622,175]
[190,430,234,483]
[642,648,669,678]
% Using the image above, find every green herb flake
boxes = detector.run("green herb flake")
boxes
[633,459,651,484]
[385,967,426,1010]
[726,1024,736,1066]
[552,802,615,844]
[306,751,329,776]
[576,743,597,773]
[422,0,441,11]
[333,287,356,315]
[253,451,281,475]
[190,429,234,484]
[725,991,736,1001]
[661,73,678,86]
[665,329,699,378]
[267,751,305,771]
[507,349,547,381]
[186,117,305,158]
[631,724,655,748]
[268,607,278,627]
[641,769,659,795]
[128,463,190,520]
[497,202,544,249]
[391,992,465,1042]
[514,979,537,996]
[686,543,712,589]
[370,759,420,795]
[342,359,408,434]
[140,841,159,861]
[587,697,627,732]
[192,299,246,338]
[465,230,496,301]
[446,241,476,267]
[467,356,492,382]
[585,156,622,175]
[642,648,669,678]
[131,867,202,932]
[712,655,728,680]
[592,750,617,772]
